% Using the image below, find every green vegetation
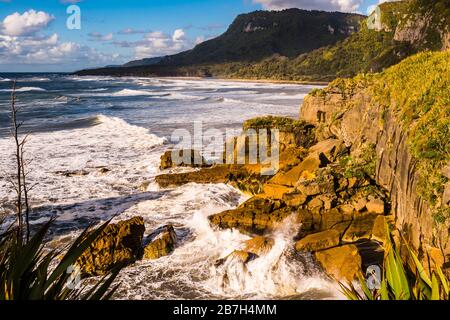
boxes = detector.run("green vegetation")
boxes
[340,224,449,300]
[126,9,364,66]
[79,0,447,83]
[371,51,450,216]
[0,219,121,300]
[339,143,377,180]
[243,116,307,131]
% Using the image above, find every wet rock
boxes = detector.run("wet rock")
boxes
[295,229,340,252]
[208,197,292,234]
[215,250,258,267]
[244,236,274,256]
[314,244,362,281]
[55,170,89,177]
[143,224,177,260]
[78,217,145,276]
[155,165,249,188]
[160,149,209,169]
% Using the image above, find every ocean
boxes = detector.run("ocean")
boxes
[0,73,340,300]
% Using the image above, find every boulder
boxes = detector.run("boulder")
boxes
[208,197,292,234]
[366,198,385,214]
[321,208,347,230]
[143,225,177,260]
[314,244,362,282]
[283,192,308,207]
[160,149,209,169]
[269,152,327,187]
[342,214,378,243]
[262,183,295,199]
[331,221,352,237]
[296,173,335,196]
[309,139,346,162]
[308,197,324,211]
[338,204,355,216]
[156,165,249,188]
[215,250,258,267]
[78,217,145,276]
[371,215,388,243]
[227,250,257,263]
[353,197,368,212]
[295,229,340,252]
[244,236,275,256]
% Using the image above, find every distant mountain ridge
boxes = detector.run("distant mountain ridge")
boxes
[76,0,449,81]
[77,9,364,74]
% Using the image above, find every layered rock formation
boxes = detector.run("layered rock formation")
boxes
[78,217,145,276]
[78,218,179,276]
[153,51,448,281]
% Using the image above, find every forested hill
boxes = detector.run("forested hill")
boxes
[76,9,364,75]
[76,0,449,81]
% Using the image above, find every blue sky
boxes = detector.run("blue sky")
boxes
[0,0,384,72]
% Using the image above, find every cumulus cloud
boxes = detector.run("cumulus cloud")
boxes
[252,0,363,12]
[0,9,121,69]
[1,9,54,36]
[132,29,195,59]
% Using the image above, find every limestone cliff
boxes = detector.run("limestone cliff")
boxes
[301,51,450,265]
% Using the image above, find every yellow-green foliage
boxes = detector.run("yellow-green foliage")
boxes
[243,116,307,131]
[340,223,450,300]
[371,51,450,212]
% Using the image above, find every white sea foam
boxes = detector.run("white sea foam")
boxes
[19,77,51,82]
[112,89,162,97]
[0,115,166,214]
[0,87,46,92]
[0,76,335,300]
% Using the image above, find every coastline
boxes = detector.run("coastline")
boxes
[108,75,330,86]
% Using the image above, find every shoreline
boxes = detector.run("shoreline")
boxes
[98,75,329,86]
[154,76,329,86]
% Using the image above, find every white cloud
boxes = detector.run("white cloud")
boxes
[0,9,121,70]
[88,32,114,41]
[172,29,185,41]
[134,29,194,59]
[1,9,54,36]
[252,0,363,12]
[117,28,147,35]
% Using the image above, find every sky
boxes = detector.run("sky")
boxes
[0,0,391,72]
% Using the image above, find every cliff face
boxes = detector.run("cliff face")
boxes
[391,0,450,51]
[301,52,450,265]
